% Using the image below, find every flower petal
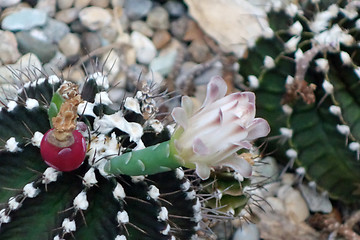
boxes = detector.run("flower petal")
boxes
[221,155,252,178]
[246,118,271,140]
[193,138,209,155]
[202,76,228,107]
[171,107,188,129]
[181,96,195,116]
[195,162,212,180]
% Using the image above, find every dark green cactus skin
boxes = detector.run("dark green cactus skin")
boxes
[238,0,360,202]
[0,75,200,239]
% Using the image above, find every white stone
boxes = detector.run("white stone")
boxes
[0,0,20,7]
[284,188,310,222]
[79,6,112,31]
[233,223,260,240]
[130,31,157,64]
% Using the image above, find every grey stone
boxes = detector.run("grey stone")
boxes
[0,0,21,7]
[57,0,74,9]
[146,6,169,30]
[2,8,48,31]
[130,21,154,37]
[55,8,79,24]
[16,31,58,63]
[81,32,102,53]
[35,0,56,17]
[59,33,81,57]
[149,49,177,76]
[164,1,186,18]
[90,0,109,8]
[74,0,90,9]
[124,0,152,20]
[42,18,71,43]
[170,16,189,39]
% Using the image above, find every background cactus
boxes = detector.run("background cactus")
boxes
[238,0,360,202]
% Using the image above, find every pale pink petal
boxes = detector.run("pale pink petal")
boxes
[171,107,188,129]
[246,118,271,140]
[202,76,227,107]
[181,96,195,116]
[193,138,209,155]
[242,92,255,105]
[195,163,212,180]
[221,155,252,178]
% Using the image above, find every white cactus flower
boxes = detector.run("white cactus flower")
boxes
[171,76,270,180]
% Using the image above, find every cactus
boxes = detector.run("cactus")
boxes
[238,0,360,202]
[0,69,263,239]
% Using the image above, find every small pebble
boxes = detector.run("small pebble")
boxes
[124,0,152,20]
[146,6,170,30]
[55,8,79,24]
[16,31,58,63]
[130,21,154,37]
[90,0,109,8]
[59,33,81,57]
[81,32,102,52]
[188,40,210,63]
[0,0,21,7]
[2,8,47,31]
[152,30,171,49]
[74,0,90,9]
[0,30,21,64]
[130,31,157,64]
[233,223,260,240]
[79,6,112,31]
[149,49,177,76]
[36,0,56,17]
[170,16,189,39]
[42,18,71,43]
[57,0,74,10]
[164,1,186,18]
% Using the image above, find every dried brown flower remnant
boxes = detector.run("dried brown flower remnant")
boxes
[52,82,82,142]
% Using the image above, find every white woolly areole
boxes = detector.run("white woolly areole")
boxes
[31,131,43,148]
[7,101,17,112]
[186,190,196,200]
[77,101,96,117]
[262,27,274,39]
[329,105,341,116]
[124,97,141,114]
[175,168,184,179]
[148,185,160,200]
[158,207,168,221]
[91,72,109,89]
[5,137,21,152]
[161,224,170,235]
[314,24,354,48]
[8,197,21,210]
[48,75,61,84]
[37,77,46,85]
[117,211,129,224]
[289,21,303,35]
[0,209,10,223]
[349,142,360,151]
[25,98,39,110]
[62,218,76,233]
[285,36,301,53]
[131,175,145,183]
[83,168,98,187]
[115,235,127,240]
[340,51,352,65]
[282,104,293,115]
[285,75,294,85]
[95,92,113,105]
[263,56,275,69]
[42,167,60,184]
[248,75,259,89]
[286,149,298,159]
[337,124,350,135]
[73,191,89,210]
[280,128,293,138]
[181,180,191,192]
[86,133,119,168]
[53,235,62,240]
[113,183,126,200]
[322,80,334,94]
[316,58,329,73]
[285,3,299,17]
[148,119,164,134]
[23,182,40,198]
[295,49,304,60]
[296,167,306,175]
